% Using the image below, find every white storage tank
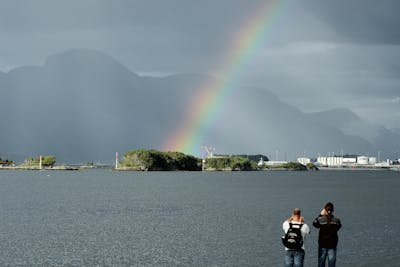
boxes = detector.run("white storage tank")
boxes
[317,157,328,166]
[297,157,310,165]
[343,157,357,164]
[357,156,369,165]
[369,157,377,165]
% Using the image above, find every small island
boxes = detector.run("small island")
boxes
[116,149,318,171]
[1,150,319,171]
[0,155,79,170]
[117,149,201,171]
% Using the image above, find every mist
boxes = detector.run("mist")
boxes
[1,1,399,162]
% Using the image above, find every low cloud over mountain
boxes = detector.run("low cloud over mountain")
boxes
[0,49,398,163]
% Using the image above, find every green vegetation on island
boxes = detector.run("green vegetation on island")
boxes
[118,149,263,171]
[306,163,319,171]
[22,155,56,168]
[119,149,201,171]
[280,162,308,171]
[259,161,318,171]
[0,150,318,172]
[117,149,317,171]
[18,156,78,170]
[204,156,256,171]
[0,158,14,166]
[232,154,269,162]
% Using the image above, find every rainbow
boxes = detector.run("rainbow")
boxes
[162,0,286,156]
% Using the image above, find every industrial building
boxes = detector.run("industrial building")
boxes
[295,154,386,167]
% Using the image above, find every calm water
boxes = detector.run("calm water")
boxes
[0,169,399,266]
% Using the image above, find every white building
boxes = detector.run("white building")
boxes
[297,157,311,165]
[258,159,288,166]
[317,156,343,167]
[357,156,369,165]
[318,154,380,167]
[368,157,377,165]
[343,157,357,164]
[375,160,391,167]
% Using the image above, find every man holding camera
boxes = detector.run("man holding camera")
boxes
[313,202,342,267]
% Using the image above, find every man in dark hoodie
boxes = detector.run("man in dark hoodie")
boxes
[313,202,341,267]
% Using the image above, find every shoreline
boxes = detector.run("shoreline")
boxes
[0,165,80,171]
[0,165,397,172]
[318,166,392,171]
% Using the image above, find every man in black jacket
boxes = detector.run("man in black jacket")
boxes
[313,202,341,267]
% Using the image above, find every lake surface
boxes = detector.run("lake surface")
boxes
[0,169,399,266]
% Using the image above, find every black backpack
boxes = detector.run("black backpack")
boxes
[282,222,304,250]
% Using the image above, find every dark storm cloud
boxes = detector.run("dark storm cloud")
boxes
[2,1,399,50]
[0,0,399,131]
[304,0,400,44]
[0,0,260,34]
[0,0,270,72]
[1,0,399,67]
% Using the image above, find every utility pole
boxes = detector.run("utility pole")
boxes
[201,146,215,172]
[201,146,215,159]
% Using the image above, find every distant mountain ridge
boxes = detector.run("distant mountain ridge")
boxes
[306,108,360,128]
[306,108,400,159]
[0,49,398,162]
[392,128,400,135]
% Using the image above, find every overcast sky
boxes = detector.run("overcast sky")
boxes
[1,0,399,129]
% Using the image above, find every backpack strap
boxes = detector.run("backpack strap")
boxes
[289,222,303,229]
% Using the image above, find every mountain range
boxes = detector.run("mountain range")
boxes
[1,49,398,163]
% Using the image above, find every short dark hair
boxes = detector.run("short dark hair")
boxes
[324,202,334,214]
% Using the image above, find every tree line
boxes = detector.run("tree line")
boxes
[0,156,56,168]
[119,149,260,171]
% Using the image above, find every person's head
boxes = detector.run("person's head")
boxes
[289,208,303,222]
[324,202,334,215]
[292,208,301,217]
